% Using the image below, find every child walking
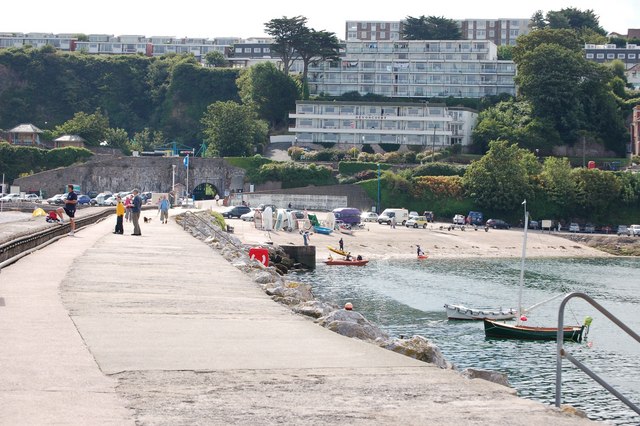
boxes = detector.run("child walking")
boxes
[114,196,125,234]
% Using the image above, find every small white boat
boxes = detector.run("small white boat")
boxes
[444,303,516,321]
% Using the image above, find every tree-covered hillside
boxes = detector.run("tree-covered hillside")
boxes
[0,46,241,147]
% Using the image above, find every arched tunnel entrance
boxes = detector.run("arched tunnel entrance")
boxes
[192,182,219,201]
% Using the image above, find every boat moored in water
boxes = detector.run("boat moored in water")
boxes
[444,303,516,320]
[483,319,585,342]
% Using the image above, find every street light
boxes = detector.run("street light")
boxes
[377,163,381,214]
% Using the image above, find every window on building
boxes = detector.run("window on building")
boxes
[361,31,367,39]
[510,29,519,37]
[618,54,626,59]
[348,32,357,39]
[586,53,594,59]
[607,53,615,59]
[380,23,386,29]
[341,106,356,115]
[263,47,270,53]
[298,105,315,113]
[429,108,442,116]
[511,20,520,27]
[629,53,636,59]
[324,119,338,128]
[324,106,337,114]
[489,30,495,37]
[253,48,261,53]
[299,118,313,127]
[392,23,399,30]
[596,53,604,59]
[379,32,386,38]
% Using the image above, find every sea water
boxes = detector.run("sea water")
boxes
[292,257,640,425]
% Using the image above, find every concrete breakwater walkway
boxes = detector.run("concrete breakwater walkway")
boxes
[0,212,592,424]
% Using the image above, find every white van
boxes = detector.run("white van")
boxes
[378,208,409,226]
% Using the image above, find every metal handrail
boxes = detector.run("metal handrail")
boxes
[556,292,640,415]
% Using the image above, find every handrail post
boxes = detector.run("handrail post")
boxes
[556,291,640,415]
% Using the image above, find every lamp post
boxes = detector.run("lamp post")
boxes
[432,126,436,162]
[172,164,176,205]
[377,163,381,214]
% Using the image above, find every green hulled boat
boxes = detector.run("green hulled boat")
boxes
[483,319,585,342]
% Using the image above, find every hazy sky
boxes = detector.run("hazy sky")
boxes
[4,0,638,39]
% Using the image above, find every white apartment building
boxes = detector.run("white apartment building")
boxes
[458,18,530,46]
[307,40,516,99]
[345,18,531,46]
[289,101,478,148]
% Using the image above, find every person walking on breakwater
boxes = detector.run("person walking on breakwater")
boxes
[158,195,170,224]
[339,237,344,251]
[114,195,124,234]
[131,189,142,236]
[124,194,132,222]
[56,184,77,236]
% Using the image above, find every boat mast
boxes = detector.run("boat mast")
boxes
[517,200,529,325]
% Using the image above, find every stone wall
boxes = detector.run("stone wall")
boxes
[14,156,245,198]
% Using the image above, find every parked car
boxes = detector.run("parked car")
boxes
[222,205,251,218]
[77,194,92,205]
[22,194,41,203]
[0,193,23,202]
[486,219,511,229]
[360,211,379,223]
[406,215,428,229]
[240,208,257,222]
[453,214,466,225]
[423,211,434,222]
[103,196,118,206]
[584,224,596,233]
[46,194,65,204]
[467,211,483,226]
[629,224,640,237]
[569,223,580,233]
[617,225,630,236]
[529,220,539,230]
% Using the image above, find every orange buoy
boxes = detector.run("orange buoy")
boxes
[344,302,353,310]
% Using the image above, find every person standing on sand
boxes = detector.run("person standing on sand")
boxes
[390,216,396,229]
[114,195,124,234]
[215,194,220,206]
[56,184,77,236]
[131,189,142,236]
[417,245,425,256]
[339,237,344,251]
[303,230,310,246]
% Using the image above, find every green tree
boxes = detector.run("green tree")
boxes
[471,99,560,154]
[546,8,606,35]
[51,109,110,145]
[530,10,547,30]
[264,15,308,76]
[512,29,582,63]
[462,140,533,211]
[571,168,621,219]
[205,51,229,67]
[497,45,514,60]
[295,29,341,97]
[540,157,575,211]
[103,128,130,149]
[401,16,462,40]
[201,101,267,157]
[236,62,299,129]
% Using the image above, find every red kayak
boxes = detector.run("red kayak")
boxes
[417,255,429,260]
[324,259,369,266]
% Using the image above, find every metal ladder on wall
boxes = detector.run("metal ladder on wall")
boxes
[556,292,640,415]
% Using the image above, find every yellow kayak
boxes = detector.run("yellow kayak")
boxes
[328,246,349,257]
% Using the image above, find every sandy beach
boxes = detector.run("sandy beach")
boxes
[203,204,611,260]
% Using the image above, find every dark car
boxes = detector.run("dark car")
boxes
[486,219,511,229]
[222,205,252,218]
[77,194,92,205]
